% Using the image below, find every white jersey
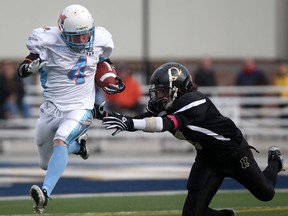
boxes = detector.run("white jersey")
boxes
[26,26,114,111]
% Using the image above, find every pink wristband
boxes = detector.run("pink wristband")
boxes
[167,115,179,130]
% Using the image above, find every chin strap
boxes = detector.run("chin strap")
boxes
[165,86,178,109]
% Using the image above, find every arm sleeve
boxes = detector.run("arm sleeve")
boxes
[134,111,155,119]
[95,26,114,60]
[26,28,45,56]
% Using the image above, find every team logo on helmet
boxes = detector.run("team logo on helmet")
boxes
[168,67,182,82]
[58,14,67,31]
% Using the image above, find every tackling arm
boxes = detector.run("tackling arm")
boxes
[102,113,179,136]
[133,116,174,132]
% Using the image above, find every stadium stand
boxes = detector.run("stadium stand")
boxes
[1,84,288,155]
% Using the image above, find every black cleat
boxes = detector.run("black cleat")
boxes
[75,133,89,160]
[30,185,49,215]
[268,146,285,172]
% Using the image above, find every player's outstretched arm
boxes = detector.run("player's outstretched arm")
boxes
[103,113,177,136]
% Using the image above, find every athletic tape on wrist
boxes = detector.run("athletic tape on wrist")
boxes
[133,117,163,132]
[144,117,163,132]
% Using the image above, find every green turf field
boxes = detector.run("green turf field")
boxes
[0,191,287,216]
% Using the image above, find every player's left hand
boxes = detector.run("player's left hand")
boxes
[27,58,46,74]
[103,76,125,94]
[92,101,107,120]
[102,112,133,136]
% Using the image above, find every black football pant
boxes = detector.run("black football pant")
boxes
[182,142,279,216]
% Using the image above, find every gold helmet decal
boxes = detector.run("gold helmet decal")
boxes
[166,67,182,107]
[168,67,182,80]
[168,67,182,87]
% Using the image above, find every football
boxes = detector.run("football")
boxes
[95,61,117,88]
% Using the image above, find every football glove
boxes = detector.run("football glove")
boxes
[92,101,107,120]
[103,76,126,94]
[102,113,134,136]
[27,58,46,74]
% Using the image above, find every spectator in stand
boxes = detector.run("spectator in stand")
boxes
[0,61,30,119]
[105,63,143,115]
[274,60,288,120]
[194,55,217,87]
[236,57,269,87]
[274,60,288,97]
[235,58,269,110]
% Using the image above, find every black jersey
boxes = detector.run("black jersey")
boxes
[165,91,244,157]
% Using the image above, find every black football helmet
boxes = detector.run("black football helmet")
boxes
[148,62,193,113]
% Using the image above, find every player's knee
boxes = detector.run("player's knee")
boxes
[256,188,275,201]
[259,192,275,202]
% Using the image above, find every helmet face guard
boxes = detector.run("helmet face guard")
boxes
[149,85,171,112]
[61,27,95,54]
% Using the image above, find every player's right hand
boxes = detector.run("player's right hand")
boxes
[102,76,125,94]
[27,58,46,74]
[102,112,134,136]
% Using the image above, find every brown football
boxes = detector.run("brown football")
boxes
[95,61,117,88]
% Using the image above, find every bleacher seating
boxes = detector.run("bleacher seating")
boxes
[1,85,288,154]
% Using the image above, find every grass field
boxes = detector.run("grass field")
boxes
[0,191,287,216]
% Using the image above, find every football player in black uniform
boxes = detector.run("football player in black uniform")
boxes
[96,62,284,216]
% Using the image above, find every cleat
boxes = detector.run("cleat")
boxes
[220,209,236,216]
[75,133,89,160]
[268,146,285,172]
[30,185,49,215]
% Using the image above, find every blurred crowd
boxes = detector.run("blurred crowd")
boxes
[0,61,31,119]
[0,57,288,120]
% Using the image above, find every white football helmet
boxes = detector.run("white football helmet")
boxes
[58,4,95,54]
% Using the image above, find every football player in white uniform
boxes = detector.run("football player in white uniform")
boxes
[17,4,124,214]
